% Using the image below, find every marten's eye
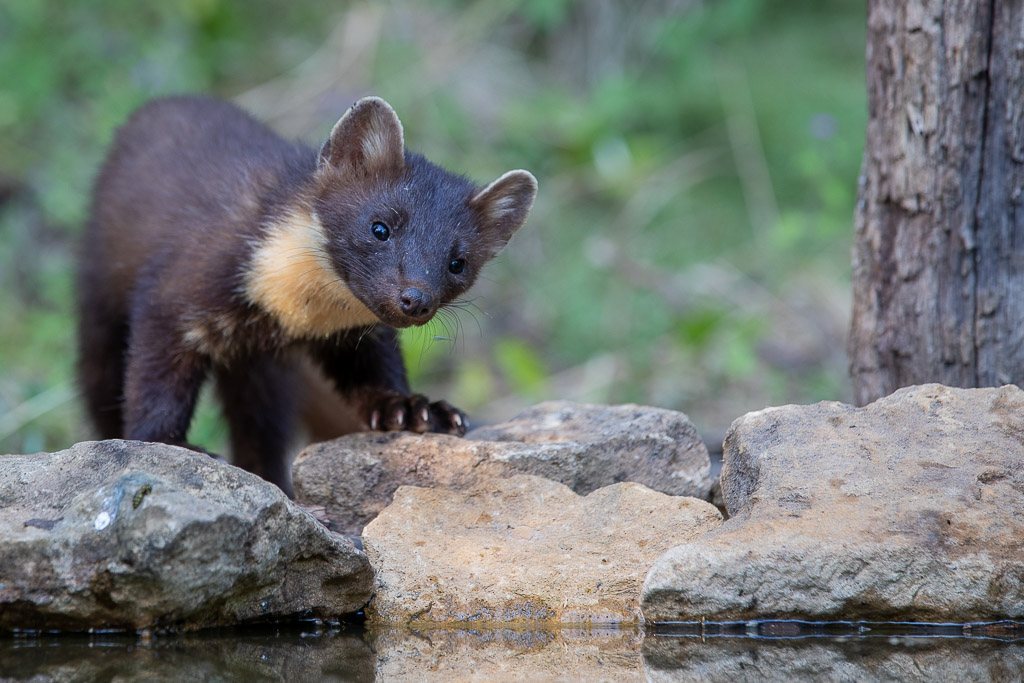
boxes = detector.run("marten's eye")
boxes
[449,258,466,274]
[371,221,390,241]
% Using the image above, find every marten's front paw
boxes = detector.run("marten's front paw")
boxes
[366,393,468,436]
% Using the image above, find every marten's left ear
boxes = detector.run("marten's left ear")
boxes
[470,170,538,256]
[320,97,405,174]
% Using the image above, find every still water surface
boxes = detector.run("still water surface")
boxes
[2,621,1022,681]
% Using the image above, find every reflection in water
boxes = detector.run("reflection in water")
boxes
[646,635,1024,681]
[370,626,645,680]
[0,625,375,682]
[1,621,1022,681]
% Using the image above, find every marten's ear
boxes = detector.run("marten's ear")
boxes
[470,170,538,256]
[319,97,405,174]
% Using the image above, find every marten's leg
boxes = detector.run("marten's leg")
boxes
[121,306,209,448]
[310,326,467,436]
[76,290,129,439]
[214,354,299,497]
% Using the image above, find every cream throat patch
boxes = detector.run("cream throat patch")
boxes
[244,209,380,338]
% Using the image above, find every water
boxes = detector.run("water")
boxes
[2,621,1022,681]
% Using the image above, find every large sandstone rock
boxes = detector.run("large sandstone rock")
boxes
[0,441,373,632]
[293,401,712,536]
[362,474,721,625]
[641,384,1024,623]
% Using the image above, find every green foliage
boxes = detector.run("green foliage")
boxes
[493,339,548,399]
[0,0,865,453]
[0,0,332,452]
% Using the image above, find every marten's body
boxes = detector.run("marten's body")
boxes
[77,96,536,495]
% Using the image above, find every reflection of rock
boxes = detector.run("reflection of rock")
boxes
[372,626,645,680]
[642,384,1024,622]
[0,626,375,681]
[643,636,1024,682]
[363,474,721,624]
[293,401,713,536]
[6,622,1021,681]
[0,441,373,632]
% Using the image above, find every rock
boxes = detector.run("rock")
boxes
[293,401,712,536]
[0,440,373,632]
[641,384,1024,623]
[709,475,726,516]
[371,627,645,680]
[362,474,722,625]
[292,432,494,539]
[469,401,712,498]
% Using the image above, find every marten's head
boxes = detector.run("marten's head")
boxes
[312,97,537,328]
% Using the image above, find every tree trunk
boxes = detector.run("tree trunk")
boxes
[849,0,1024,405]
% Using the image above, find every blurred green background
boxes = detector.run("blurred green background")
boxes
[0,0,864,455]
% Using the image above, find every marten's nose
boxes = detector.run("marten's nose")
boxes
[399,287,435,320]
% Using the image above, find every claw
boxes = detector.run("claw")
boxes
[453,413,464,429]
[421,408,430,423]
[396,410,405,428]
[370,410,380,430]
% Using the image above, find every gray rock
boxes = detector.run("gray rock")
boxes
[293,401,712,536]
[362,474,721,625]
[468,401,712,497]
[641,384,1024,623]
[0,440,373,632]
[292,432,492,539]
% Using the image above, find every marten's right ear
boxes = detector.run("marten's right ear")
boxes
[470,170,538,257]
[319,97,405,175]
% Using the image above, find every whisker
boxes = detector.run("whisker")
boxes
[355,323,378,349]
[448,300,483,337]
[453,309,467,354]
[433,308,460,356]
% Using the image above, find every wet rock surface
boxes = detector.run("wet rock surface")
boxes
[641,384,1024,623]
[0,440,373,632]
[362,474,721,625]
[293,401,712,536]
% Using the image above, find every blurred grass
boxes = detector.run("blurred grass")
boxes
[0,0,864,455]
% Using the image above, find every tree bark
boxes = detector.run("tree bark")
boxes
[850,0,1024,405]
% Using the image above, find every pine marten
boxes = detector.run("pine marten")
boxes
[76,95,537,496]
